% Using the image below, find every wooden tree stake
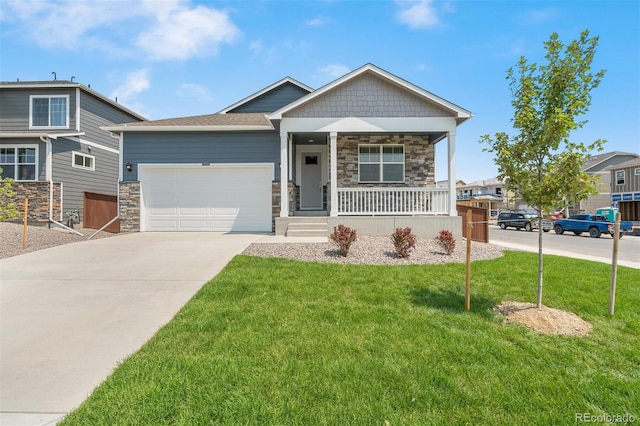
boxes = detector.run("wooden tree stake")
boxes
[465,209,472,311]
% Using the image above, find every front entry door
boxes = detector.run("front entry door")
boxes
[300,153,322,209]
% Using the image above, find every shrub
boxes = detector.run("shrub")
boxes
[435,229,456,255]
[391,227,416,258]
[329,225,357,257]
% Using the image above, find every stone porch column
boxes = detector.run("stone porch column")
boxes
[329,131,338,217]
[280,131,289,217]
[447,130,457,216]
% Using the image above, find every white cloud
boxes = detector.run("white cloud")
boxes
[177,83,215,103]
[2,0,240,61]
[395,0,439,29]
[136,3,240,60]
[110,69,151,104]
[319,64,350,79]
[305,16,327,27]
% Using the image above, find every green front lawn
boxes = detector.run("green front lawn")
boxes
[61,252,639,425]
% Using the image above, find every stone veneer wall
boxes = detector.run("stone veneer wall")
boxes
[3,181,62,222]
[335,134,435,188]
[271,181,296,230]
[119,181,140,232]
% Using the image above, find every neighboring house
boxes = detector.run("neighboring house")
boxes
[0,80,145,226]
[456,177,511,217]
[104,64,472,236]
[575,151,639,214]
[607,157,640,222]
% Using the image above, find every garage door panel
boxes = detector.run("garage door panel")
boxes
[141,165,272,232]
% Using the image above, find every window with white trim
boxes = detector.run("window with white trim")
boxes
[0,145,38,181]
[72,151,95,171]
[30,95,69,128]
[358,145,404,183]
[616,170,625,185]
[635,167,640,176]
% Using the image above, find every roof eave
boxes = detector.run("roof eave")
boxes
[101,124,274,133]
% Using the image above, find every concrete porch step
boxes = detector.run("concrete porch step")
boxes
[286,229,329,238]
[287,222,328,231]
[293,210,328,217]
[285,216,329,224]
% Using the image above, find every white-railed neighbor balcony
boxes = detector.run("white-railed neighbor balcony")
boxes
[336,187,449,215]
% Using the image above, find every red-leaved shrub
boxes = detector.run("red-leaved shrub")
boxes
[391,227,417,258]
[435,229,456,255]
[329,224,357,257]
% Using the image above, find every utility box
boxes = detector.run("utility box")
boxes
[596,207,618,222]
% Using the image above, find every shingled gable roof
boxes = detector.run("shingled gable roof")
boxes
[1,80,146,121]
[268,63,473,124]
[582,151,639,172]
[217,77,313,114]
[102,112,274,132]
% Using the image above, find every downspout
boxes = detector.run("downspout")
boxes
[40,135,83,236]
[88,131,123,240]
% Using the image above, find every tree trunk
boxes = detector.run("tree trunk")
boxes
[536,216,544,308]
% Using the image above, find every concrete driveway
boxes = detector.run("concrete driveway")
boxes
[0,232,263,426]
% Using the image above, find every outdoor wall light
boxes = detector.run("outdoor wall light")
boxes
[126,162,132,172]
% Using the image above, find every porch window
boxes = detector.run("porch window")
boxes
[358,145,404,183]
[30,95,69,128]
[72,151,95,171]
[0,145,37,181]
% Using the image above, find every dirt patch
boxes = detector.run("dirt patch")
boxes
[494,301,592,336]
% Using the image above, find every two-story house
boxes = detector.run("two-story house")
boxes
[608,157,640,225]
[456,177,509,217]
[0,80,145,229]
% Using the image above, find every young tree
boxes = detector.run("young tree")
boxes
[0,167,20,221]
[481,30,606,308]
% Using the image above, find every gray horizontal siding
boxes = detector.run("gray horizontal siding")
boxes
[0,138,47,180]
[79,91,142,150]
[228,83,310,113]
[122,132,280,181]
[52,138,119,217]
[0,88,77,131]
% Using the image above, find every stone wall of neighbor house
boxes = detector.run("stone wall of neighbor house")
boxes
[335,134,435,188]
[3,181,62,222]
[119,181,140,232]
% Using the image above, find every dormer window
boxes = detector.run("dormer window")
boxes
[30,95,69,128]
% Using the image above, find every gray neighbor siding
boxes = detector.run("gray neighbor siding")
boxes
[228,82,310,113]
[122,132,280,182]
[0,88,78,131]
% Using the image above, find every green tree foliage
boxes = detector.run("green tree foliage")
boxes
[481,30,606,308]
[0,166,20,221]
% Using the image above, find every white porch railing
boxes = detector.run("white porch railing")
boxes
[336,187,449,215]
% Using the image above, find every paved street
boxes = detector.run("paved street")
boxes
[489,225,640,268]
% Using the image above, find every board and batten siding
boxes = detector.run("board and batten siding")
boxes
[227,82,311,113]
[122,132,280,182]
[612,164,640,193]
[0,88,78,131]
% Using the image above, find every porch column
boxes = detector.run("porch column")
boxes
[280,131,289,217]
[447,130,457,216]
[329,131,338,217]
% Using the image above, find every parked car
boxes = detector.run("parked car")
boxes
[553,214,633,238]
[497,211,551,232]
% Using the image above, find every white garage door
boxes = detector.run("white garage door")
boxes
[140,164,273,232]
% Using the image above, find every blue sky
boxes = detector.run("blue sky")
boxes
[1,0,638,183]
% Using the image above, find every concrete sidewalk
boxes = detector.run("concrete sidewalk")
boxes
[0,232,263,426]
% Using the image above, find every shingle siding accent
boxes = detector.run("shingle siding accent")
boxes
[335,134,435,187]
[286,74,454,118]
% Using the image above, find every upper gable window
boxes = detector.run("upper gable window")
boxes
[30,95,69,128]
